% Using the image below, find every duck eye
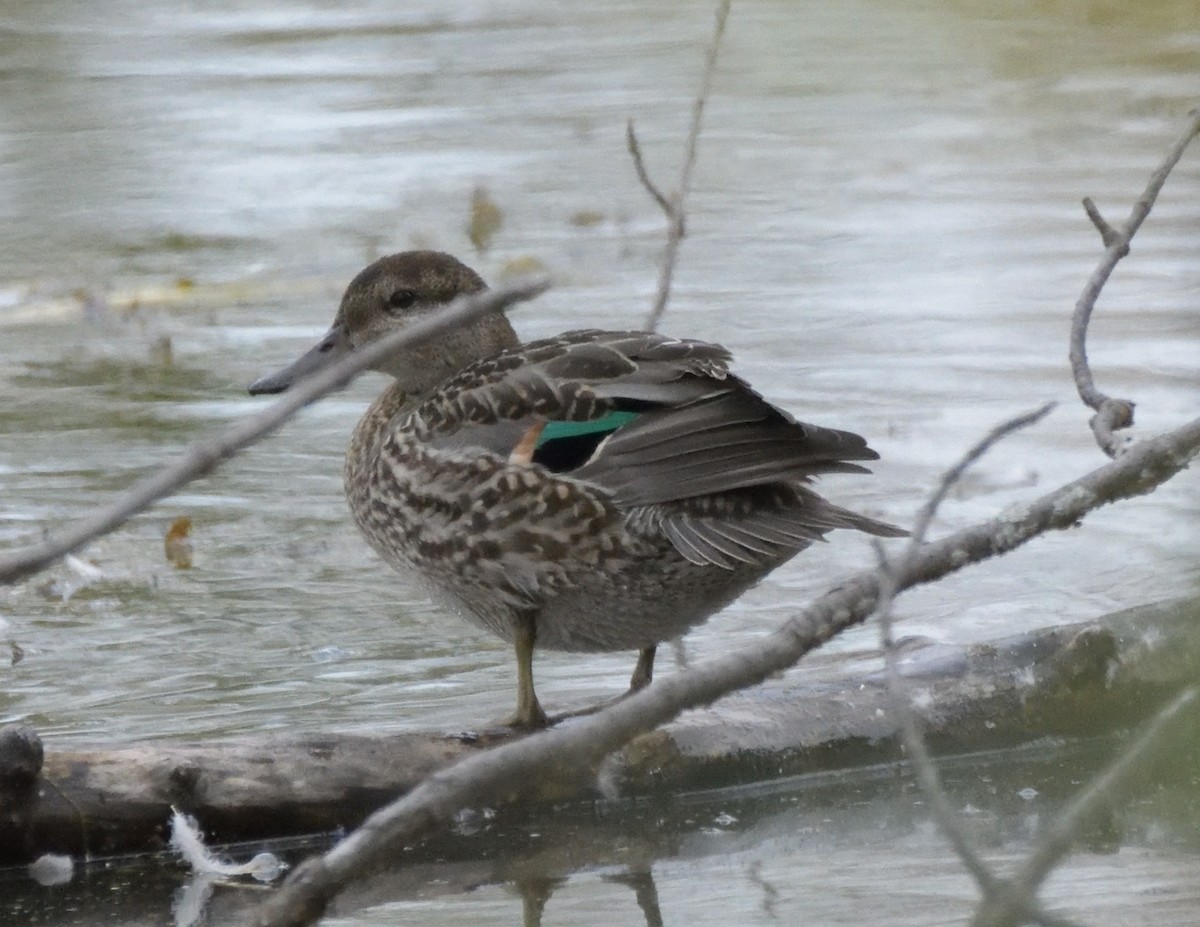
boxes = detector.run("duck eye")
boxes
[387,288,417,311]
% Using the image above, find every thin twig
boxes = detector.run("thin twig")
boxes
[903,403,1056,548]
[1080,197,1119,248]
[636,0,731,332]
[876,402,1081,927]
[626,121,673,220]
[0,277,549,586]
[876,403,1055,897]
[971,688,1199,927]
[878,404,1197,927]
[253,413,1200,927]
[1068,106,1200,456]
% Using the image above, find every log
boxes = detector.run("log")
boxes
[1,597,1195,866]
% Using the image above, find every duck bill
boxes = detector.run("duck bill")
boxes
[248,323,351,395]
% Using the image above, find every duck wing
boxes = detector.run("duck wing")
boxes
[574,384,878,505]
[414,329,902,567]
[417,329,731,456]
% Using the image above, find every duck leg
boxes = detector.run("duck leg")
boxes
[628,645,656,692]
[511,613,547,728]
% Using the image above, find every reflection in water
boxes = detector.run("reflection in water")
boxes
[602,867,665,927]
[513,875,568,927]
[4,735,1198,925]
[745,860,779,921]
[173,874,216,927]
[434,866,677,927]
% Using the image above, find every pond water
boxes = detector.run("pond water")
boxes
[1,0,1198,924]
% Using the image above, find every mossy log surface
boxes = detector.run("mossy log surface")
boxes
[0,598,1194,866]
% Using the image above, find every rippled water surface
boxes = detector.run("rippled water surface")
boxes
[1,0,1198,923]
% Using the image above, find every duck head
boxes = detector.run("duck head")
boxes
[248,250,518,396]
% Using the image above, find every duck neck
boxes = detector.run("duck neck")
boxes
[343,311,520,515]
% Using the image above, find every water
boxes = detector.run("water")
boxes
[1,0,1198,922]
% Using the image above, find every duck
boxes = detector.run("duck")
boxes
[249,250,904,727]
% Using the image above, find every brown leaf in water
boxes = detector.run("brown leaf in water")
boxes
[164,516,194,570]
[569,209,604,228]
[467,186,503,253]
[497,255,548,280]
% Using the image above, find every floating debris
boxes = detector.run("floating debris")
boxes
[57,554,104,602]
[169,808,284,882]
[28,853,74,886]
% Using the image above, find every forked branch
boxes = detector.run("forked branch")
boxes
[1069,107,1200,456]
[629,0,731,332]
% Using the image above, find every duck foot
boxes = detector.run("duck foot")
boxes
[504,707,549,730]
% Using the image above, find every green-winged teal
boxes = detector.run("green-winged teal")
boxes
[250,251,903,727]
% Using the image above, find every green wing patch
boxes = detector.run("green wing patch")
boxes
[536,410,639,447]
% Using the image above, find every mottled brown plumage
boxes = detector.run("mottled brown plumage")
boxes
[250,250,903,727]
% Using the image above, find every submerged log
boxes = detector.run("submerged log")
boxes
[1,598,1195,866]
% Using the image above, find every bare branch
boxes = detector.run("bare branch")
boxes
[876,402,1088,927]
[905,403,1056,547]
[1081,197,1120,249]
[0,277,549,586]
[626,120,673,220]
[637,0,731,332]
[1069,106,1200,456]
[877,568,1001,888]
[253,414,1200,927]
[875,407,1199,927]
[971,688,1200,927]
[876,404,1055,897]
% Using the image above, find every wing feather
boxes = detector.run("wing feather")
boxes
[406,328,902,566]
